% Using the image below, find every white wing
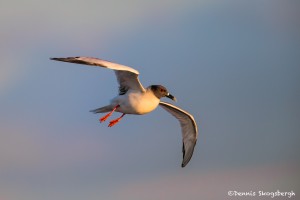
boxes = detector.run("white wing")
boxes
[159,101,198,167]
[50,56,145,94]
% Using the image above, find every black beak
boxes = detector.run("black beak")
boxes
[166,93,177,102]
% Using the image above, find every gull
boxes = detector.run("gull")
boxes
[50,56,198,167]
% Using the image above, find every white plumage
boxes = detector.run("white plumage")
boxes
[51,56,198,167]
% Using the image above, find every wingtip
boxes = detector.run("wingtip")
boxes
[181,159,189,168]
[50,57,70,62]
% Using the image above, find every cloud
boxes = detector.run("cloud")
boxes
[0,119,112,172]
[0,0,202,45]
[0,0,205,95]
[111,164,299,200]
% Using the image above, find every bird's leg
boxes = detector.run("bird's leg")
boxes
[99,105,120,123]
[108,113,126,127]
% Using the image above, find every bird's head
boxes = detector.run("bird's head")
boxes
[150,85,177,101]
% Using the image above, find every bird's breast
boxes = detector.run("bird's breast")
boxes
[114,91,160,115]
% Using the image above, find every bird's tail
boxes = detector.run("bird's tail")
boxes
[90,105,113,113]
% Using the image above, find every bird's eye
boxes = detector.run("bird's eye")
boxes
[160,89,164,92]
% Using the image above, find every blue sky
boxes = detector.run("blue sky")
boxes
[1,1,299,199]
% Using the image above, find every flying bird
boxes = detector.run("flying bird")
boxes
[50,56,198,167]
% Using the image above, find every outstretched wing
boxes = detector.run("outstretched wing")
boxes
[50,56,145,94]
[159,101,198,168]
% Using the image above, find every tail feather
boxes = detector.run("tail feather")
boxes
[90,105,113,113]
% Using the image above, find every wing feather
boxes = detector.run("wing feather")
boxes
[159,101,198,167]
[50,56,145,93]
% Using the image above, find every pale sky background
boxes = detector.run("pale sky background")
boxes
[1,0,299,200]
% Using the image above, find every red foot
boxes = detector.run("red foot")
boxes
[99,105,120,123]
[99,113,111,123]
[108,119,121,127]
[108,113,126,127]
